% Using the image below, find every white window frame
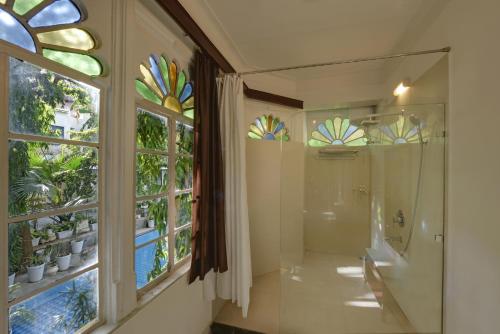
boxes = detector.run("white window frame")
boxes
[0,42,106,334]
[134,99,193,297]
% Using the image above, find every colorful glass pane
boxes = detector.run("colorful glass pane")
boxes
[248,114,289,141]
[28,0,81,28]
[379,115,421,144]
[309,117,366,147]
[13,0,44,15]
[1,0,103,77]
[43,49,102,76]
[136,80,162,105]
[136,54,194,117]
[37,28,95,51]
[0,8,36,52]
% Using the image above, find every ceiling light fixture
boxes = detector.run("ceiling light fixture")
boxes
[393,79,411,96]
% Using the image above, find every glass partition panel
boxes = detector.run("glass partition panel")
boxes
[279,104,445,334]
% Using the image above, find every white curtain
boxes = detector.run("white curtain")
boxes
[203,74,252,317]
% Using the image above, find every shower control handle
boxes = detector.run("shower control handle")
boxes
[434,234,444,242]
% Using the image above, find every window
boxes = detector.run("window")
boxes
[379,115,421,145]
[309,117,367,147]
[0,0,103,76]
[248,114,289,141]
[4,57,102,333]
[135,54,194,293]
[135,54,194,119]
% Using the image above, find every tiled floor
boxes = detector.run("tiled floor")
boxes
[215,252,415,334]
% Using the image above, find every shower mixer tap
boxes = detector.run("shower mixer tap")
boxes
[393,209,405,227]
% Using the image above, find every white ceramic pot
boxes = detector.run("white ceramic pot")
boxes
[90,223,98,232]
[31,237,41,247]
[147,220,155,228]
[46,265,59,276]
[56,254,72,271]
[56,230,73,239]
[8,273,16,286]
[71,240,85,254]
[27,263,45,283]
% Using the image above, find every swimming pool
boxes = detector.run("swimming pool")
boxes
[135,230,167,289]
[10,231,160,333]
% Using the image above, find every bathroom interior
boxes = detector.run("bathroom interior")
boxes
[2,1,499,334]
[214,54,448,334]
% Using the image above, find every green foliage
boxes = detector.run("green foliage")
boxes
[175,229,191,261]
[176,123,193,154]
[8,224,24,274]
[28,255,45,267]
[8,59,98,217]
[136,110,168,150]
[136,153,167,196]
[146,199,168,282]
[147,199,168,235]
[147,239,168,282]
[176,192,192,227]
[53,276,97,333]
[9,306,35,332]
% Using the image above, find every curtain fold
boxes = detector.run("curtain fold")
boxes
[203,74,252,317]
[189,51,228,284]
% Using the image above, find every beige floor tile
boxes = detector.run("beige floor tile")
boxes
[215,252,414,334]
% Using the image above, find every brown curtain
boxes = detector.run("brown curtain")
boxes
[189,51,228,283]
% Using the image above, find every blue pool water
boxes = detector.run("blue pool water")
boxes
[135,230,167,289]
[10,270,97,334]
[10,231,161,333]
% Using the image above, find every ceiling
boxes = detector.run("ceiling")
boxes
[203,0,435,79]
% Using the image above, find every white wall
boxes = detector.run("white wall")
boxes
[381,1,500,333]
[304,147,371,256]
[245,100,305,276]
[114,279,212,334]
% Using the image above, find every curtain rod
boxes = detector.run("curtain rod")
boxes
[238,47,451,76]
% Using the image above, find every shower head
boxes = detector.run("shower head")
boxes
[409,115,421,127]
[360,119,381,127]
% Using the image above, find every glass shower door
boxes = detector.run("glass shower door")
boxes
[279,104,445,334]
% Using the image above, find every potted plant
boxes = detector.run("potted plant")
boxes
[55,243,72,271]
[31,229,42,247]
[71,239,85,254]
[89,218,98,232]
[70,221,85,254]
[27,255,45,283]
[54,221,74,239]
[45,224,57,242]
[147,219,155,228]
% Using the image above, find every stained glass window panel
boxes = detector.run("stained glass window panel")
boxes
[309,117,366,147]
[28,0,81,28]
[136,54,194,116]
[43,49,102,77]
[12,0,44,15]
[37,28,95,51]
[135,80,162,105]
[0,8,36,52]
[248,114,289,141]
